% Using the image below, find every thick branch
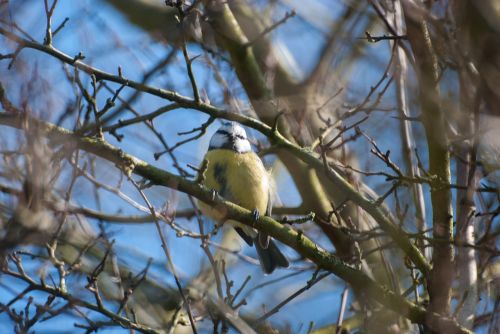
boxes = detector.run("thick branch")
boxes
[405,8,454,318]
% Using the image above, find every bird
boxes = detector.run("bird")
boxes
[197,121,289,274]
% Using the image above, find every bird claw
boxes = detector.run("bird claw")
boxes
[211,189,218,201]
[251,209,260,226]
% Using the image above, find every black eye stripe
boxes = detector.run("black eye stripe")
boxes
[216,130,245,140]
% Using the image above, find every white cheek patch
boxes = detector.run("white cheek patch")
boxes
[233,126,247,139]
[209,133,227,149]
[234,138,251,153]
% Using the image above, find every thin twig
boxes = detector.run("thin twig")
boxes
[336,286,349,334]
[43,0,59,45]
[256,271,330,323]
[360,31,407,43]
[244,10,296,47]
[128,177,198,334]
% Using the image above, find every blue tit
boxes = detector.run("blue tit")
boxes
[198,121,289,273]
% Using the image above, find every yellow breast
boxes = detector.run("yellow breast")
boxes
[198,149,269,222]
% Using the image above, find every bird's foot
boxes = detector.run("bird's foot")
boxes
[210,189,219,201]
[251,209,260,227]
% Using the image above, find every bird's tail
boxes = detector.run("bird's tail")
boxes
[255,237,289,274]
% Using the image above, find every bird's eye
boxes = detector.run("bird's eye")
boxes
[235,135,245,139]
